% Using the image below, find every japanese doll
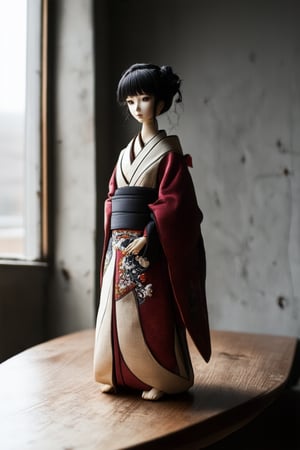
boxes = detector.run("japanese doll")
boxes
[94,63,211,400]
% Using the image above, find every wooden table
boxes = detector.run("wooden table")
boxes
[0,330,296,450]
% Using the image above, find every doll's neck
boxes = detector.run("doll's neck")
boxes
[140,118,159,145]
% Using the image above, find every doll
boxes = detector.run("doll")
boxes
[94,63,211,401]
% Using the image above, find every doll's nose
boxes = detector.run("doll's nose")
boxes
[135,102,141,112]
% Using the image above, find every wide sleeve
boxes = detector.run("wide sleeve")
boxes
[149,151,211,362]
[100,168,117,282]
[104,168,116,232]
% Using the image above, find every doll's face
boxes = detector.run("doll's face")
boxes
[126,94,163,123]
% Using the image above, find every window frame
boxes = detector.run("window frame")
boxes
[0,0,49,263]
[24,0,42,260]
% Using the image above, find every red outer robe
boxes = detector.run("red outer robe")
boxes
[101,151,211,364]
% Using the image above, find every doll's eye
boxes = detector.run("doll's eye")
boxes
[126,99,134,105]
[142,96,150,102]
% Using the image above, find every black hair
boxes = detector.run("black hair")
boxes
[116,63,182,115]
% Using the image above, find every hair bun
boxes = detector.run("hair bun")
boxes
[160,65,182,103]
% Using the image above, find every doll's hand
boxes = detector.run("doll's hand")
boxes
[124,237,147,255]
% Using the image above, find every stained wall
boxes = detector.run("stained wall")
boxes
[107,0,300,336]
[47,0,300,340]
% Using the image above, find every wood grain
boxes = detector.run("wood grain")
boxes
[0,330,296,449]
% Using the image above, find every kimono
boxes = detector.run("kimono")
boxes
[94,130,211,394]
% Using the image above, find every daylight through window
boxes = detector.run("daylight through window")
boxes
[0,0,42,260]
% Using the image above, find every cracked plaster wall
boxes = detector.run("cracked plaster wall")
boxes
[109,0,300,337]
[182,1,300,336]
[47,0,300,338]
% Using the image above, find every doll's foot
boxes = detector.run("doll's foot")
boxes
[100,384,115,394]
[142,388,165,401]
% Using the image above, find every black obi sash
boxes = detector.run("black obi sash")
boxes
[111,186,157,230]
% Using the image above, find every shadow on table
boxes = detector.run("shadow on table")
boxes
[206,387,300,450]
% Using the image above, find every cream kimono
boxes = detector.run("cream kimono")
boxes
[94,131,211,394]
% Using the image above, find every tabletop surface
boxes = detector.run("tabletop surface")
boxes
[0,329,297,450]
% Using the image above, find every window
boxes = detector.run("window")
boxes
[0,0,43,260]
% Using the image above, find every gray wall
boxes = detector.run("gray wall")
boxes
[46,0,300,340]
[106,0,300,337]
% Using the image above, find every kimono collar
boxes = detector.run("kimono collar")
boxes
[117,130,183,186]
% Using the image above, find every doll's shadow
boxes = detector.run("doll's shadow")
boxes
[115,384,263,412]
[160,384,264,412]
